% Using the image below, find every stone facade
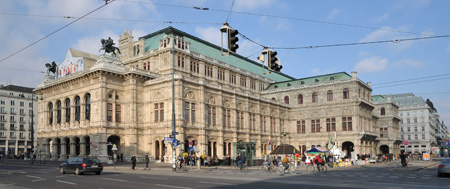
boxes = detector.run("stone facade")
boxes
[35,27,401,162]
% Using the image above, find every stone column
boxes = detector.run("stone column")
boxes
[59,142,67,161]
[70,142,76,157]
[45,143,51,160]
[80,142,86,157]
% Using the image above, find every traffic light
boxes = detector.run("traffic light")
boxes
[228,29,239,53]
[268,50,282,72]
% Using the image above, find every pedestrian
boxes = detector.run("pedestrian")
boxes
[400,152,407,167]
[131,154,137,170]
[120,153,123,162]
[144,154,150,170]
[301,155,306,166]
[214,155,219,166]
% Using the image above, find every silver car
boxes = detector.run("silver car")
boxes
[438,158,450,177]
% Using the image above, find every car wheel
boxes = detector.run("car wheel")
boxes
[95,171,101,175]
[75,167,82,175]
[60,167,65,174]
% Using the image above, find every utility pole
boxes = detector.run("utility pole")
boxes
[30,93,35,165]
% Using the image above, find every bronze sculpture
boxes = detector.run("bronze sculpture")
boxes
[100,37,121,57]
[45,61,57,75]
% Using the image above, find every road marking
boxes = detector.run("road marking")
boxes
[141,176,168,180]
[199,181,236,186]
[57,180,76,185]
[32,178,46,182]
[17,172,27,174]
[56,175,65,178]
[26,175,42,179]
[102,178,127,182]
[155,184,193,189]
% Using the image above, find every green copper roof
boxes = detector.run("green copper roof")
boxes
[140,27,294,82]
[371,95,386,102]
[265,72,351,90]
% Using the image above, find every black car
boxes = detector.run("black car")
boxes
[60,157,103,175]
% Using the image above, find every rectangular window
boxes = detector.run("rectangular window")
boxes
[185,102,195,123]
[107,103,113,122]
[223,108,231,128]
[311,120,316,133]
[250,80,256,90]
[240,77,246,87]
[190,61,199,73]
[205,65,213,77]
[115,104,121,123]
[422,134,425,139]
[159,103,164,122]
[326,118,336,132]
[422,126,425,131]
[20,101,24,107]
[280,119,284,132]
[297,121,301,133]
[10,100,15,106]
[155,103,159,122]
[218,70,225,81]
[380,128,388,138]
[230,73,236,84]
[207,106,216,126]
[415,134,418,140]
[0,100,4,105]
[259,83,265,91]
[342,117,352,131]
[0,107,5,113]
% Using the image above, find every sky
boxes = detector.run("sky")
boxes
[1,0,450,131]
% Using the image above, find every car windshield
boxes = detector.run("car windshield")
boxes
[442,159,450,163]
[84,158,101,164]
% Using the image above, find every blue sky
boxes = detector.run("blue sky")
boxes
[1,0,450,130]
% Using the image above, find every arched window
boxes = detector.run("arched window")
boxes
[327,90,333,101]
[312,92,318,102]
[271,97,276,101]
[381,107,386,115]
[75,96,80,122]
[343,88,349,99]
[48,102,53,125]
[56,100,61,124]
[65,98,70,123]
[297,94,303,104]
[284,96,289,104]
[85,94,91,121]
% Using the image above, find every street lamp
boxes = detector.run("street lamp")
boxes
[281,131,288,144]
[170,41,177,172]
[30,93,36,165]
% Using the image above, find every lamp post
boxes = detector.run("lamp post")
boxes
[171,42,177,172]
[30,93,35,165]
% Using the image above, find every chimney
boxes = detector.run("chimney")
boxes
[351,72,357,79]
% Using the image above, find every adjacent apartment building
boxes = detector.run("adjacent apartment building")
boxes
[0,85,38,157]
[34,27,401,162]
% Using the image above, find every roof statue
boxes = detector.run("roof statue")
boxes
[45,61,57,75]
[100,37,121,57]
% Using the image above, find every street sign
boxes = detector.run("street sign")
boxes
[164,137,172,142]
[189,147,194,152]
[403,140,409,146]
[267,141,271,145]
[193,140,198,146]
[172,132,179,135]
[169,135,175,138]
[189,141,193,146]
[172,139,179,146]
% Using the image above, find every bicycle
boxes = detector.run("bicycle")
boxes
[259,162,275,173]
[307,163,327,173]
[232,162,248,172]
[176,160,188,171]
[276,163,296,176]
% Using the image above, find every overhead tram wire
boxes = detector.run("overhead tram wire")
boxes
[268,34,450,50]
[225,0,235,23]
[0,12,222,25]
[117,0,434,37]
[0,0,116,64]
[372,76,450,89]
[372,73,450,86]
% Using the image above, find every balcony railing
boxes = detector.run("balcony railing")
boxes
[10,112,16,115]
[0,111,7,114]
[0,119,7,122]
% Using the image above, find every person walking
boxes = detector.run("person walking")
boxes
[131,154,137,170]
[144,154,150,170]
[120,153,123,162]
[301,155,306,166]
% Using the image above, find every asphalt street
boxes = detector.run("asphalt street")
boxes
[0,161,449,189]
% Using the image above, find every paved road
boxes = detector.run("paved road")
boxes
[1,161,449,189]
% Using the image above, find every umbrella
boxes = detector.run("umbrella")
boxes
[269,144,299,155]
[306,147,329,154]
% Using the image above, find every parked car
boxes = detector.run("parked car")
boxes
[60,157,103,175]
[438,158,450,177]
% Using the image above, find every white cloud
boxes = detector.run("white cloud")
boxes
[234,0,274,10]
[354,56,389,73]
[372,13,389,22]
[195,26,222,46]
[392,59,424,68]
[326,8,341,21]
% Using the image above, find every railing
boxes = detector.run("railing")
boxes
[0,111,7,114]
[10,112,16,115]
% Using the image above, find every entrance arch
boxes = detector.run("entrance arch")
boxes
[107,135,121,157]
[380,145,389,155]
[155,140,160,160]
[342,141,354,158]
[73,137,81,156]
